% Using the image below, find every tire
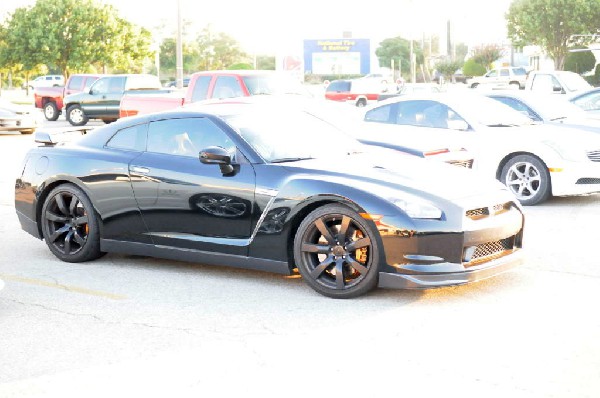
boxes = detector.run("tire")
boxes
[20,129,35,135]
[66,104,89,126]
[509,82,521,90]
[356,98,367,107]
[500,155,551,206]
[41,184,103,262]
[43,101,59,121]
[470,83,479,89]
[102,119,117,124]
[293,204,382,298]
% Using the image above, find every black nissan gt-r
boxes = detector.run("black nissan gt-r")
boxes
[15,100,524,298]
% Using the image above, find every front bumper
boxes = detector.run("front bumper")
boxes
[378,248,523,289]
[550,159,600,197]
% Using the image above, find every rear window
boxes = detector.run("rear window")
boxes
[67,76,84,90]
[326,81,351,92]
[513,68,527,76]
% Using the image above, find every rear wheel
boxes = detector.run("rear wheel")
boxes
[43,101,59,121]
[470,83,479,89]
[41,184,103,262]
[356,98,367,107]
[500,155,551,206]
[66,104,88,126]
[293,204,381,298]
[509,81,521,90]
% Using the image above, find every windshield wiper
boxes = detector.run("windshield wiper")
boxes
[270,157,314,163]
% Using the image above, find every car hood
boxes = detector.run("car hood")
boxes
[279,151,510,204]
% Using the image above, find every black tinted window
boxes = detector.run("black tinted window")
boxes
[326,81,351,92]
[147,118,234,158]
[191,76,212,102]
[106,123,147,151]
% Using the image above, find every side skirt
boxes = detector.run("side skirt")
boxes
[100,239,292,275]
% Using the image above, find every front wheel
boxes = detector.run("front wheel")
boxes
[356,98,367,107]
[500,155,551,206]
[43,101,59,121]
[66,105,89,126]
[41,184,103,262]
[470,83,479,89]
[293,204,381,298]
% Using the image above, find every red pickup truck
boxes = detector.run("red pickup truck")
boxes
[34,74,103,121]
[119,70,308,118]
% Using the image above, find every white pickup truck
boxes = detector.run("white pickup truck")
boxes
[524,70,592,94]
[467,66,528,89]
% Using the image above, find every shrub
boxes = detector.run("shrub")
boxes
[463,59,486,77]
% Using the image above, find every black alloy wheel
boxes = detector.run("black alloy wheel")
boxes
[41,184,103,262]
[294,204,381,298]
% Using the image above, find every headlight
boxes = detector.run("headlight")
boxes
[543,139,587,161]
[391,197,443,219]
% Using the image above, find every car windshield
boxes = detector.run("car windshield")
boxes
[224,110,364,162]
[456,95,534,127]
[529,95,587,120]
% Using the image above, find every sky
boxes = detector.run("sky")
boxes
[1,0,514,54]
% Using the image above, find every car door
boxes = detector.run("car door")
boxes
[129,116,256,255]
[103,76,127,118]
[82,77,110,117]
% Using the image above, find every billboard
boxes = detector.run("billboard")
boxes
[304,39,371,75]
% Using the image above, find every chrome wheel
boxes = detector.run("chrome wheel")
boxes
[501,155,550,206]
[67,105,88,126]
[44,102,59,121]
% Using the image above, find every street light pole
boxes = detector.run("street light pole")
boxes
[176,0,184,89]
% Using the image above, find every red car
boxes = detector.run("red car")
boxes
[34,74,103,121]
[325,79,381,107]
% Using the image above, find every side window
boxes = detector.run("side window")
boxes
[67,76,84,90]
[487,70,498,78]
[493,97,539,120]
[147,118,234,158]
[108,77,126,93]
[572,92,600,110]
[213,76,243,99]
[191,76,212,102]
[530,74,560,93]
[83,77,98,91]
[106,123,148,151]
[364,105,392,123]
[500,69,509,77]
[393,100,449,128]
[90,78,110,95]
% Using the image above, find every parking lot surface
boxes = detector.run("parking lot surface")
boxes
[1,114,599,397]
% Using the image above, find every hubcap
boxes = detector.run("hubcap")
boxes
[70,109,84,124]
[505,161,541,199]
[44,104,55,119]
[300,214,371,290]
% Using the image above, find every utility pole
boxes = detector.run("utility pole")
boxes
[176,0,184,89]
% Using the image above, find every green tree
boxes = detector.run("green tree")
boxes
[470,44,504,70]
[462,59,486,77]
[507,0,600,70]
[435,60,463,80]
[159,38,200,75]
[196,28,249,70]
[0,7,46,91]
[564,47,596,73]
[375,37,424,76]
[256,55,276,70]
[0,0,153,78]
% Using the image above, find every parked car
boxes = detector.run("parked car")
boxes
[15,100,524,298]
[0,98,39,134]
[34,74,103,121]
[378,83,442,101]
[467,67,528,89]
[452,69,470,84]
[25,75,65,90]
[325,79,383,107]
[361,93,600,205]
[569,87,600,120]
[63,74,163,126]
[486,90,600,133]
[120,70,308,118]
[166,77,190,88]
[524,70,592,95]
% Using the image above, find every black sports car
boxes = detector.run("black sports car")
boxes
[15,101,525,298]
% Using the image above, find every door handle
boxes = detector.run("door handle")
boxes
[130,166,150,174]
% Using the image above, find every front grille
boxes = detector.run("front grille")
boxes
[576,178,600,184]
[447,159,474,169]
[587,150,600,162]
[466,202,512,220]
[464,237,515,267]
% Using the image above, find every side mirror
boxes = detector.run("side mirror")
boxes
[553,85,563,93]
[199,146,236,175]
